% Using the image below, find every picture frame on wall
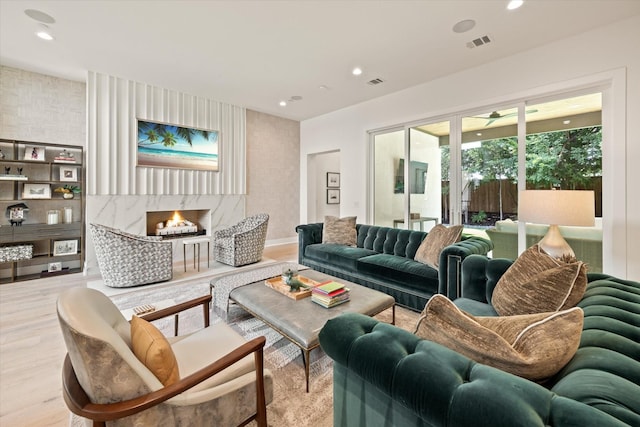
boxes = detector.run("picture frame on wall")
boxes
[327,172,340,188]
[53,240,77,257]
[22,183,51,199]
[60,166,78,182]
[24,146,45,161]
[327,189,340,204]
[136,119,219,171]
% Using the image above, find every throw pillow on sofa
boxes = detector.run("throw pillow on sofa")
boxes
[492,244,587,316]
[322,216,357,246]
[414,294,584,381]
[414,224,463,268]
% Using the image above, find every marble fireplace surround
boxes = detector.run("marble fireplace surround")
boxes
[85,194,245,274]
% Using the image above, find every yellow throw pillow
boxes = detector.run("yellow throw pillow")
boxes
[491,244,587,316]
[414,294,583,381]
[130,315,180,386]
[322,216,357,246]
[414,224,463,268]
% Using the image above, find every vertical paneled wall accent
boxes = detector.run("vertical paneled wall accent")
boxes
[87,71,246,196]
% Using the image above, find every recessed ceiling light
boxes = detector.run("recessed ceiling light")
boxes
[279,101,287,107]
[507,0,524,10]
[318,85,329,90]
[476,132,482,136]
[352,67,363,76]
[563,120,571,125]
[452,19,476,34]
[35,24,54,41]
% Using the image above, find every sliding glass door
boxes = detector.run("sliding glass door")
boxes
[371,90,603,271]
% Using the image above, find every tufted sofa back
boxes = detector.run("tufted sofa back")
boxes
[356,224,426,259]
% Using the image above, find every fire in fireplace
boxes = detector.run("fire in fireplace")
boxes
[148,210,207,239]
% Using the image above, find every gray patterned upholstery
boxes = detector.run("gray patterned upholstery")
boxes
[57,287,273,427]
[90,223,173,288]
[213,213,269,267]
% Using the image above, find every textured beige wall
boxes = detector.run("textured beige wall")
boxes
[0,66,85,145]
[246,110,300,243]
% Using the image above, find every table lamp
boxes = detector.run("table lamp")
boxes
[518,190,595,259]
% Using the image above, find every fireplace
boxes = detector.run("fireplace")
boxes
[146,209,209,239]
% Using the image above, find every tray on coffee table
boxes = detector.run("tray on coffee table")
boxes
[264,275,320,300]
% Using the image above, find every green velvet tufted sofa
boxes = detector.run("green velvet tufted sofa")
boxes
[319,255,640,427]
[296,223,493,311]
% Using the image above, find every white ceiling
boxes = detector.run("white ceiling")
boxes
[1,0,639,121]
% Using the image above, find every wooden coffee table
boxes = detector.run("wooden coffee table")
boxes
[228,269,395,392]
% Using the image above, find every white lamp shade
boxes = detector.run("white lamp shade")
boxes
[518,190,595,226]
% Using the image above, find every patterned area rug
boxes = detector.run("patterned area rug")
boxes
[77,276,419,427]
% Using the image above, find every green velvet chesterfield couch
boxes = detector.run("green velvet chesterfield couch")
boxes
[296,223,493,311]
[319,255,640,427]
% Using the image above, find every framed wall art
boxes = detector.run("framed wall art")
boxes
[53,240,78,256]
[22,183,51,199]
[24,146,46,161]
[327,172,340,188]
[137,119,219,171]
[60,166,78,182]
[327,189,340,204]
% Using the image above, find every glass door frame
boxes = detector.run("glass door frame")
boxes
[368,70,625,276]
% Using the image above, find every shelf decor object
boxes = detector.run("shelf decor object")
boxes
[0,244,33,262]
[53,239,78,256]
[22,183,51,199]
[136,119,219,171]
[6,203,29,226]
[23,145,45,161]
[59,166,78,181]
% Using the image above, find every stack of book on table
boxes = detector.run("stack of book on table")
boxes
[311,280,350,308]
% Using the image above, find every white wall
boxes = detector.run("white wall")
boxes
[301,15,640,279]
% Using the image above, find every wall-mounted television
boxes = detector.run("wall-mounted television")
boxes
[394,159,428,194]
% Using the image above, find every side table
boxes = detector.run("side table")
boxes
[120,299,180,336]
[182,236,210,272]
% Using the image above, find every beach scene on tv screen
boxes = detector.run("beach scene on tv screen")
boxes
[137,120,219,171]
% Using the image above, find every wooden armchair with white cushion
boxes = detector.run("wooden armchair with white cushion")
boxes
[57,287,273,427]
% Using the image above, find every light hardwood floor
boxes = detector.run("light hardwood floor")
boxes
[0,243,298,427]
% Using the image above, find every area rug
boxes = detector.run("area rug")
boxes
[81,278,419,427]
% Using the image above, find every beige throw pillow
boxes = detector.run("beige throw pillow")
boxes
[131,315,180,386]
[322,216,357,246]
[414,294,583,381]
[492,244,587,316]
[414,224,463,268]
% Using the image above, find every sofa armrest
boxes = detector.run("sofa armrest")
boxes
[295,223,323,264]
[319,313,629,427]
[438,236,493,300]
[459,255,514,303]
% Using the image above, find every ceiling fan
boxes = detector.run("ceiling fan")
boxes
[472,109,538,126]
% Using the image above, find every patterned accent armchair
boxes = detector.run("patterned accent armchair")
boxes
[213,213,269,267]
[58,287,273,426]
[90,223,173,288]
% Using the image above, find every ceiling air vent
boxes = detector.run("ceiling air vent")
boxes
[367,78,384,85]
[466,35,492,49]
